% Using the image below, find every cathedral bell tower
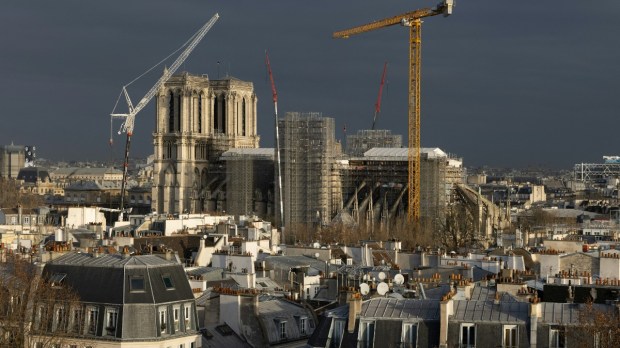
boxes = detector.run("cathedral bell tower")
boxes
[152,72,259,214]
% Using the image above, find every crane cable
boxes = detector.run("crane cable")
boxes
[110,24,202,117]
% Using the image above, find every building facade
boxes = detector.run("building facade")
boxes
[0,144,25,179]
[152,73,259,215]
[38,252,201,347]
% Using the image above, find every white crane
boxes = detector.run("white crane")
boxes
[110,13,219,221]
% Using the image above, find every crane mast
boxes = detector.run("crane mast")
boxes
[334,1,453,227]
[265,51,286,243]
[372,62,388,130]
[110,13,219,221]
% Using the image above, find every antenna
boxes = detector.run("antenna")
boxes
[377,282,389,296]
[378,271,386,281]
[394,273,404,285]
[360,283,370,296]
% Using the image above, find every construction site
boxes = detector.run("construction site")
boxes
[111,0,483,245]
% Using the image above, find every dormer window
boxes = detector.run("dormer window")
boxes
[49,273,67,288]
[162,274,174,290]
[129,276,145,292]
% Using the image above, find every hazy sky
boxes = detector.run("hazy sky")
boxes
[1,1,619,169]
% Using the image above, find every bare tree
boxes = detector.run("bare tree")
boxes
[566,301,620,348]
[437,203,475,252]
[0,178,42,209]
[0,254,80,347]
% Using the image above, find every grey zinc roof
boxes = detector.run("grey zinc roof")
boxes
[48,252,174,268]
[43,252,194,305]
[360,298,440,320]
[451,300,529,323]
[257,295,315,343]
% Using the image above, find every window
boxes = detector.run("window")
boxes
[460,323,476,348]
[54,306,66,332]
[402,323,417,347]
[279,321,287,340]
[550,327,565,348]
[87,307,99,335]
[300,317,307,335]
[106,308,118,335]
[130,276,145,292]
[174,307,180,331]
[184,305,191,328]
[71,308,82,333]
[331,319,345,348]
[503,325,518,348]
[36,306,48,331]
[359,321,375,348]
[24,216,30,224]
[160,308,168,333]
[49,273,66,287]
[162,274,174,289]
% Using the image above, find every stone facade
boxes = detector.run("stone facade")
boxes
[152,73,259,214]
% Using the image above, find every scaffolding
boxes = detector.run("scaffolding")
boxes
[221,148,274,217]
[346,129,403,156]
[343,147,463,230]
[279,112,342,231]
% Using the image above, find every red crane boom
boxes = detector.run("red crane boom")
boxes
[372,62,388,130]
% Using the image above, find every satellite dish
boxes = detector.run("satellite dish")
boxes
[394,274,405,285]
[314,252,320,259]
[378,272,386,281]
[360,283,370,295]
[377,282,389,296]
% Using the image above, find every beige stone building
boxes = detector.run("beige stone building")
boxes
[0,144,25,179]
[152,73,259,214]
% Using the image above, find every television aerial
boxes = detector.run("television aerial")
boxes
[378,272,386,281]
[360,283,370,296]
[377,282,389,296]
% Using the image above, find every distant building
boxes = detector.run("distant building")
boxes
[279,112,343,231]
[342,147,463,227]
[152,73,259,215]
[346,129,402,157]
[50,167,123,186]
[220,148,274,217]
[0,144,25,179]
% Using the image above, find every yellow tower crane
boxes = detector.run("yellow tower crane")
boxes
[333,0,453,226]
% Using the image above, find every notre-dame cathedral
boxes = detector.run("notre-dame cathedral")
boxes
[152,72,263,215]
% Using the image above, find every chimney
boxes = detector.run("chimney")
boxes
[165,249,173,261]
[347,291,362,333]
[529,299,541,348]
[122,246,130,259]
[439,297,454,348]
[17,204,22,226]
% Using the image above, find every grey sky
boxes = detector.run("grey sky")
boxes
[1,1,619,169]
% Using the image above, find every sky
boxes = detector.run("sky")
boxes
[1,1,619,169]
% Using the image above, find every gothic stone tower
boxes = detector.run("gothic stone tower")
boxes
[152,72,259,214]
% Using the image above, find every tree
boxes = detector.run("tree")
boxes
[0,178,42,209]
[566,301,620,348]
[437,202,475,252]
[0,254,80,347]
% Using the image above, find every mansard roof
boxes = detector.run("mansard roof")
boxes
[42,252,194,305]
